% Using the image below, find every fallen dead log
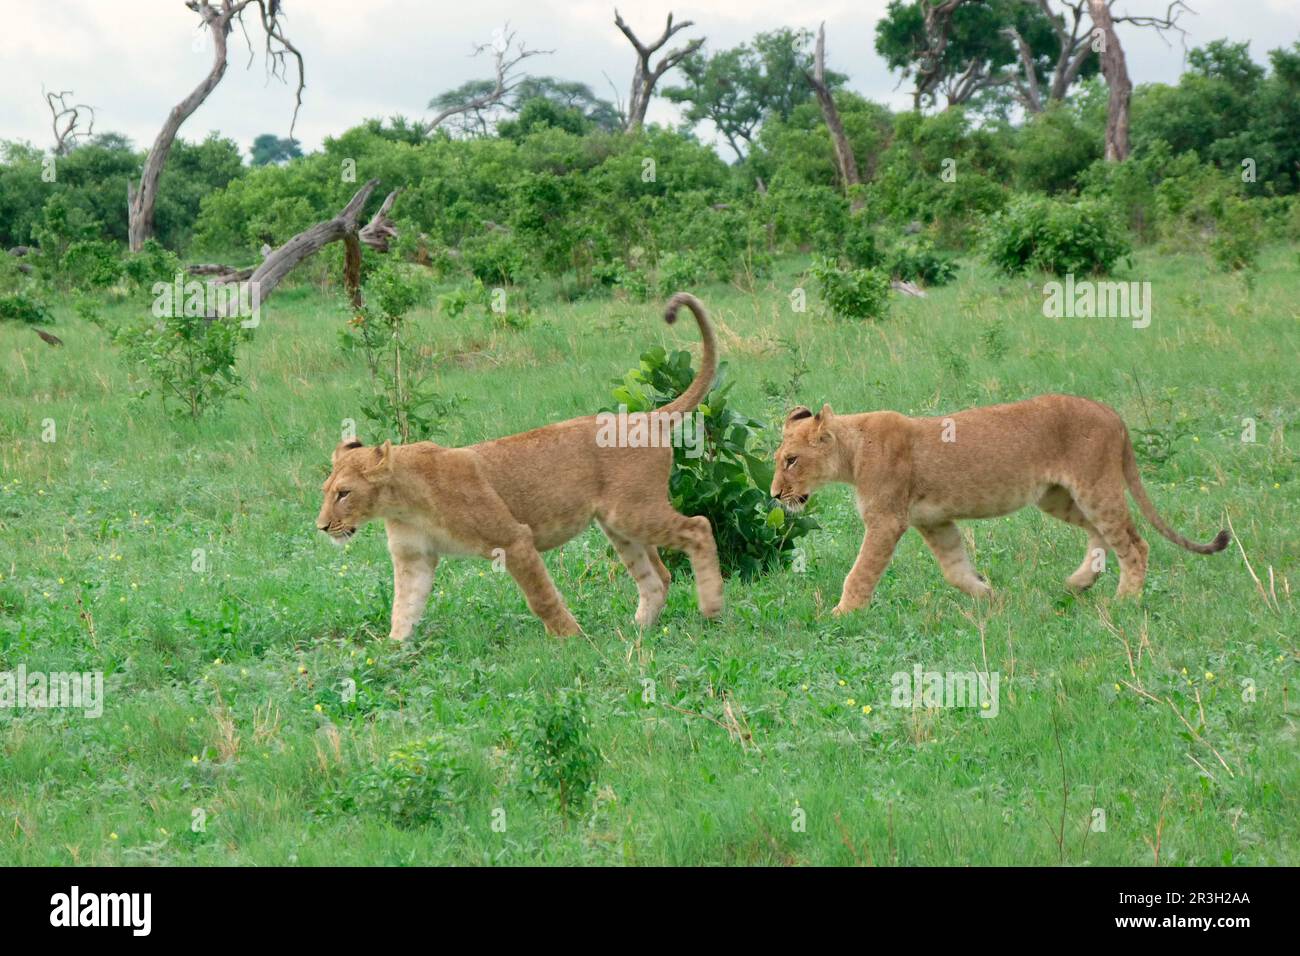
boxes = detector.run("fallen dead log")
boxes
[891,279,927,298]
[187,179,400,315]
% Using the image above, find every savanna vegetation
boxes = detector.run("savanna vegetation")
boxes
[0,3,1296,865]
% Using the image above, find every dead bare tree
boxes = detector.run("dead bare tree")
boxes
[423,27,549,136]
[1088,0,1132,160]
[1089,1,1192,160]
[806,23,861,202]
[613,10,703,132]
[43,89,96,155]
[1002,0,1191,121]
[128,0,305,252]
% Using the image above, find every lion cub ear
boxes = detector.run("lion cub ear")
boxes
[332,439,363,466]
[365,440,395,480]
[785,406,814,427]
[813,404,835,440]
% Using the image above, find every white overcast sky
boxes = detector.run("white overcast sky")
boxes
[3,0,1298,158]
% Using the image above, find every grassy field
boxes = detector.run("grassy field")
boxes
[1,245,1296,865]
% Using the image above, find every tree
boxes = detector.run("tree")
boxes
[250,133,302,166]
[128,0,304,251]
[613,10,704,132]
[43,89,96,156]
[806,24,860,198]
[875,0,1095,112]
[510,78,622,132]
[423,28,549,137]
[663,28,845,160]
[1085,0,1191,161]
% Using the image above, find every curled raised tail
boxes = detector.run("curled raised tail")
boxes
[1122,432,1230,554]
[659,292,718,416]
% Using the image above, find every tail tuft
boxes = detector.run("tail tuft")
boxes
[663,292,690,326]
[1209,529,1231,553]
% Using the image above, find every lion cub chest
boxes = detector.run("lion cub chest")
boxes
[385,518,480,559]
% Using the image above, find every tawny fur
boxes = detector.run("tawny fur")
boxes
[316,293,724,641]
[770,394,1229,614]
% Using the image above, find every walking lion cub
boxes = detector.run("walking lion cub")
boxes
[771,394,1228,614]
[316,293,723,640]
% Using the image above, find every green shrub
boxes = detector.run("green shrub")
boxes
[115,301,251,419]
[0,290,51,325]
[885,237,957,286]
[608,346,817,580]
[983,195,1130,276]
[520,687,599,819]
[461,231,527,285]
[346,261,459,442]
[1210,196,1262,274]
[810,256,891,320]
[122,240,183,290]
[327,736,464,829]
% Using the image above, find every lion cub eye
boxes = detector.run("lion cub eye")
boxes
[336,490,351,500]
[785,456,798,469]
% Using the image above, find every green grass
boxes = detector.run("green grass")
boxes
[1,247,1296,865]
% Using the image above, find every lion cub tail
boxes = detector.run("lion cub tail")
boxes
[660,292,718,416]
[1122,434,1230,555]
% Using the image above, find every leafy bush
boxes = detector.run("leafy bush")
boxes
[345,261,459,443]
[810,256,891,320]
[608,346,817,579]
[61,239,123,289]
[519,687,599,819]
[114,299,251,419]
[327,736,464,829]
[885,236,958,285]
[0,290,51,325]
[983,194,1130,276]
[1210,196,1262,274]
[121,240,184,290]
[460,231,527,286]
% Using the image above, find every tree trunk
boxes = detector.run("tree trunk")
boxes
[807,23,861,203]
[1088,0,1132,161]
[129,3,233,251]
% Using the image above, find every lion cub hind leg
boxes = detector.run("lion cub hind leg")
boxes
[916,522,992,598]
[598,519,667,629]
[604,504,723,620]
[1069,483,1149,598]
[500,528,582,637]
[1037,485,1109,592]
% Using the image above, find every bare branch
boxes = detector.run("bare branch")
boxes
[43,88,96,155]
[423,27,551,135]
[614,9,703,131]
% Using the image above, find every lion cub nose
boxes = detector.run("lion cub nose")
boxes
[317,523,329,532]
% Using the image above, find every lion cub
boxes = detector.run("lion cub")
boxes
[771,395,1228,614]
[316,293,723,640]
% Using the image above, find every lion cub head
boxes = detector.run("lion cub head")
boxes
[316,440,394,543]
[771,405,838,512]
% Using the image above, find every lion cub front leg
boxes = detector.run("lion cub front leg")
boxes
[833,517,907,616]
[389,549,438,642]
